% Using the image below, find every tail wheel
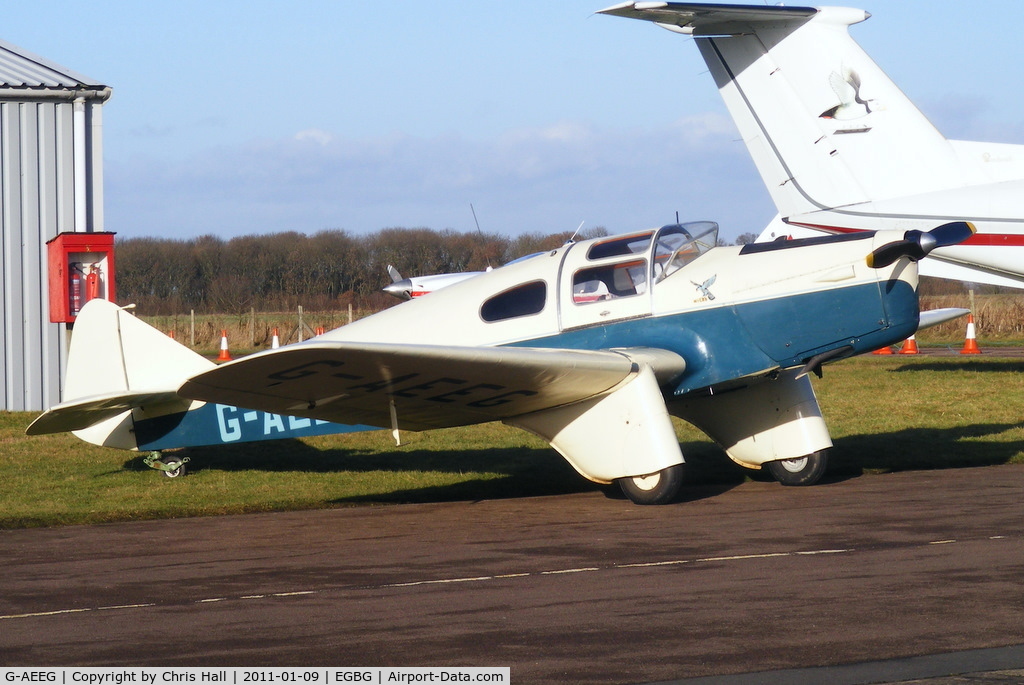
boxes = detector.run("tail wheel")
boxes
[767,449,828,486]
[162,456,187,479]
[617,463,685,505]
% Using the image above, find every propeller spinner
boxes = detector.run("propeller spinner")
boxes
[867,221,976,269]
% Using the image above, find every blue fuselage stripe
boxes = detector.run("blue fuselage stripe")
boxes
[134,402,374,451]
[513,279,917,394]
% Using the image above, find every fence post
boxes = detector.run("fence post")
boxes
[190,309,195,347]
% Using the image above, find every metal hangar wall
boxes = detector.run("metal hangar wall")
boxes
[0,38,111,411]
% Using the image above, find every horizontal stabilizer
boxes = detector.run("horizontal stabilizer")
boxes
[918,308,969,331]
[597,2,817,35]
[27,391,191,435]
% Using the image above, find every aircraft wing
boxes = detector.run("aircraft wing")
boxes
[179,342,685,431]
[918,308,969,331]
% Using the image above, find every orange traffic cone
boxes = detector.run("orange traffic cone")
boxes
[217,330,233,361]
[315,326,325,336]
[872,345,894,355]
[960,314,982,354]
[898,335,919,355]
[271,327,280,349]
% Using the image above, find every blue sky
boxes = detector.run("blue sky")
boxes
[6,1,1023,243]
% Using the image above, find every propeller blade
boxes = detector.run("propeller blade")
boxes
[866,239,917,269]
[867,221,976,269]
[929,220,977,247]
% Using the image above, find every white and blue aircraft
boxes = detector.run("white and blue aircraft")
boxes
[600,2,1024,288]
[28,220,971,504]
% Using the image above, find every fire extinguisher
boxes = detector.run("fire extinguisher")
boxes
[85,264,101,302]
[69,263,83,317]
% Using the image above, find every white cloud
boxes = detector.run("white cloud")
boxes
[294,128,335,145]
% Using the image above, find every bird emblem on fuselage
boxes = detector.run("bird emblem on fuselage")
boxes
[691,275,717,301]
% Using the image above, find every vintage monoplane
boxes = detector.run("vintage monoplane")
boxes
[28,220,971,504]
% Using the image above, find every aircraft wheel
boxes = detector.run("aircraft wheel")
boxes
[162,456,187,479]
[767,450,828,486]
[617,464,684,505]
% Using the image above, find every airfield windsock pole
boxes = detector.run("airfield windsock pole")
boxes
[960,314,982,354]
[217,330,233,361]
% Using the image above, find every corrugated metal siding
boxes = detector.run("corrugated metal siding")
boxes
[0,38,104,89]
[0,41,107,411]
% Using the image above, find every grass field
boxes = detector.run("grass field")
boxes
[3,354,1022,529]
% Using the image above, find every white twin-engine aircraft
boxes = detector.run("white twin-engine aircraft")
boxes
[600,2,1024,288]
[29,221,972,504]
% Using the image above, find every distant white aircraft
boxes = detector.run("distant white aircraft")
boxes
[383,265,483,300]
[600,2,1024,288]
[29,220,970,504]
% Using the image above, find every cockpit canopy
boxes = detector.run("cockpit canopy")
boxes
[570,221,719,304]
[652,221,719,283]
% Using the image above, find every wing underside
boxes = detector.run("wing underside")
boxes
[178,342,685,432]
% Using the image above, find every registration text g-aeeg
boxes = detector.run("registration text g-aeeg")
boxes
[5,675,56,683]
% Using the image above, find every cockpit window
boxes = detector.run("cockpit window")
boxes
[480,280,547,322]
[653,222,719,283]
[586,232,654,260]
[572,259,648,304]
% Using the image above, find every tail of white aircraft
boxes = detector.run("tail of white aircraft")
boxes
[693,6,972,217]
[28,299,372,458]
[27,299,215,448]
[600,3,1024,288]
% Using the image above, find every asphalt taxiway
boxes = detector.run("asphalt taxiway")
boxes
[3,465,1024,684]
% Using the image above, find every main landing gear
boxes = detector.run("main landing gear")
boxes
[143,451,190,478]
[617,463,685,505]
[615,449,828,504]
[766,449,829,486]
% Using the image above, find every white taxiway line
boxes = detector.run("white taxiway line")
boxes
[0,537,1012,622]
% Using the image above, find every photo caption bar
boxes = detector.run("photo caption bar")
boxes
[1,669,509,685]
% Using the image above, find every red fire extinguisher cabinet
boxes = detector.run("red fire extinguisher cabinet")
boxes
[46,232,117,323]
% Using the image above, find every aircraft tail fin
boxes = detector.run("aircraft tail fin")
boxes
[27,299,214,438]
[600,3,965,217]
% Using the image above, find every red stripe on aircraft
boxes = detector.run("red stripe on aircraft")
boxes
[789,222,1024,246]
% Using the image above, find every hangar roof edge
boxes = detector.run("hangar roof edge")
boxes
[0,37,108,90]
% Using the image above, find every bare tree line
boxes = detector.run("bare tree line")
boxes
[115,226,608,315]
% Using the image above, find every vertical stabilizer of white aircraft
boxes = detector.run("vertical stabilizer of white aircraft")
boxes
[605,4,966,215]
[62,300,215,402]
[699,9,966,215]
